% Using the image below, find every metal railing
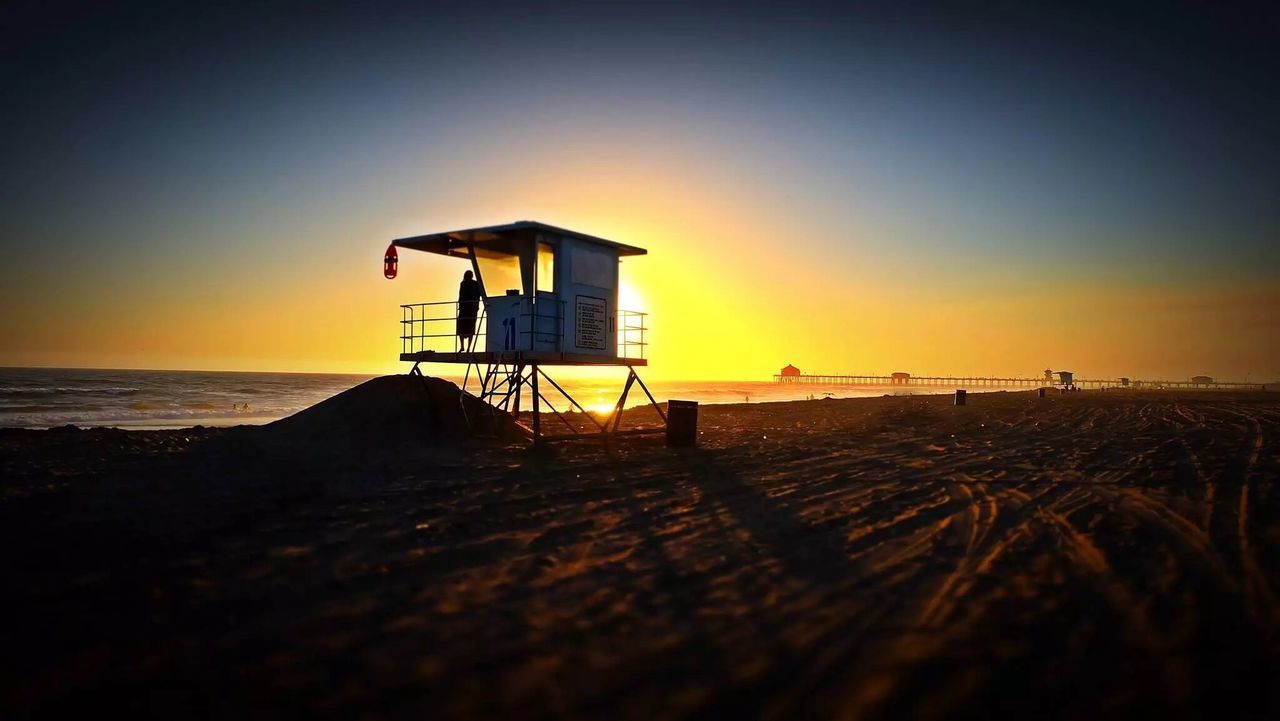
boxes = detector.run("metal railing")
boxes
[401,301,487,354]
[519,299,566,349]
[401,299,649,358]
[619,309,648,359]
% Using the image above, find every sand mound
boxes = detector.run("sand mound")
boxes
[264,375,529,446]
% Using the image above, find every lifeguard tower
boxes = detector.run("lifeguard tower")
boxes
[1056,370,1076,391]
[389,221,664,443]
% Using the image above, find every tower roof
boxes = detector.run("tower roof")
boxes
[393,220,647,259]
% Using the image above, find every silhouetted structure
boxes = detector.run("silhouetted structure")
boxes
[774,370,1265,391]
[391,221,664,444]
[780,364,801,378]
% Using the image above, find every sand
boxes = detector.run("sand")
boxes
[1,387,1277,719]
[262,374,530,446]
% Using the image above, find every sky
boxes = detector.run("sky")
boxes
[2,1,1278,381]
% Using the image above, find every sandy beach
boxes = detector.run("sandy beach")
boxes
[2,387,1278,719]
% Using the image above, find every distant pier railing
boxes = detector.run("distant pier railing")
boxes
[773,373,1269,391]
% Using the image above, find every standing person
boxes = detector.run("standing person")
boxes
[456,270,482,351]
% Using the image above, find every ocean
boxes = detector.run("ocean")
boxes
[0,367,976,429]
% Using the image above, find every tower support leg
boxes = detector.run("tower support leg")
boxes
[531,363,542,445]
[512,364,523,419]
[608,370,638,434]
[630,369,667,424]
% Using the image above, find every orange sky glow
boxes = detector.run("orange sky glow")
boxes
[3,6,1278,383]
[3,163,1276,382]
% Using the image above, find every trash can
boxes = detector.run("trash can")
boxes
[1037,387,1047,398]
[954,389,967,406]
[667,400,698,447]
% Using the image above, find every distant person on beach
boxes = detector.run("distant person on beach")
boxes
[457,270,481,350]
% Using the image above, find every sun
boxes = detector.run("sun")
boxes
[618,277,646,314]
[585,401,615,416]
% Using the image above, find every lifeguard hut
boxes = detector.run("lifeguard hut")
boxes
[388,221,663,443]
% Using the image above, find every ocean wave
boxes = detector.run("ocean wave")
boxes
[0,370,373,429]
[0,404,306,429]
[0,386,142,395]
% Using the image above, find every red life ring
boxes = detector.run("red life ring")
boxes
[383,243,398,279]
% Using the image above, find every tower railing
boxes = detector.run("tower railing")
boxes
[400,301,487,354]
[517,299,566,349]
[401,299,648,358]
[618,309,648,359]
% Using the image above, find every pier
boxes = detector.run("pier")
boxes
[773,373,1268,391]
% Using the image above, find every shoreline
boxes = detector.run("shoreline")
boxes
[4,384,1270,431]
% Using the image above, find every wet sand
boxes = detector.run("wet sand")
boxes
[2,389,1278,719]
